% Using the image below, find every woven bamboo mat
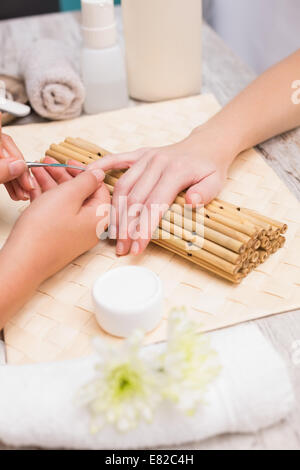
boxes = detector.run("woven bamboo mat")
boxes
[1,94,300,364]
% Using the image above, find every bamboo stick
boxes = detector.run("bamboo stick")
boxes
[278,235,286,248]
[250,251,259,263]
[260,236,271,250]
[155,230,243,283]
[202,208,259,237]
[258,230,267,240]
[241,207,288,234]
[242,259,250,269]
[252,239,261,250]
[60,142,96,161]
[160,211,242,264]
[171,204,250,249]
[155,223,240,275]
[45,149,69,164]
[65,137,109,157]
[208,201,266,235]
[50,144,93,165]
[258,249,269,262]
[213,199,272,232]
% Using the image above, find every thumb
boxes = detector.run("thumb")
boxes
[0,158,27,183]
[185,172,223,207]
[59,168,105,206]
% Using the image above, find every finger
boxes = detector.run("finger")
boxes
[84,180,111,209]
[58,168,105,209]
[16,170,36,194]
[112,157,151,254]
[185,172,223,206]
[89,148,148,172]
[31,166,57,192]
[131,174,182,255]
[0,158,27,184]
[83,182,111,237]
[4,182,18,201]
[29,175,42,202]
[42,156,73,184]
[117,158,163,255]
[64,159,86,177]
[12,179,30,201]
[1,134,34,192]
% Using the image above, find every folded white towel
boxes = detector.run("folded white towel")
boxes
[20,39,85,120]
[0,324,294,449]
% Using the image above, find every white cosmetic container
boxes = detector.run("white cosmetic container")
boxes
[81,0,128,114]
[92,266,163,337]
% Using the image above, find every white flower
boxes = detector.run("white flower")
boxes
[160,308,221,414]
[76,330,162,433]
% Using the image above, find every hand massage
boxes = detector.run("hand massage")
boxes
[0,0,299,452]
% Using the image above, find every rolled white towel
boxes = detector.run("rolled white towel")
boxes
[20,39,85,120]
[0,324,294,449]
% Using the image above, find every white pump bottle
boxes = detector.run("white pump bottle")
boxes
[81,0,128,114]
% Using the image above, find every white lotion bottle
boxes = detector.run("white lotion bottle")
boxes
[122,0,202,102]
[81,0,128,114]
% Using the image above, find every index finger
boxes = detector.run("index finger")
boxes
[89,148,147,172]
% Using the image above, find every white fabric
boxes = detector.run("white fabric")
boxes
[20,39,85,120]
[0,324,294,450]
[209,0,300,73]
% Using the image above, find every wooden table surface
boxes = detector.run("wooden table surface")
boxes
[0,7,299,451]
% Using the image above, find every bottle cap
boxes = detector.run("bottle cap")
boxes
[81,0,117,49]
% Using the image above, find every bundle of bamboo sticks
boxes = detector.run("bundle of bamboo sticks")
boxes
[45,137,288,284]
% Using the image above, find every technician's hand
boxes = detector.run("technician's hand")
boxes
[89,125,236,256]
[0,167,111,327]
[0,133,36,200]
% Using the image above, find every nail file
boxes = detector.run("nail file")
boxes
[0,98,31,117]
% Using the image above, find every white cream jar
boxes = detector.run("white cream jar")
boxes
[92,266,163,337]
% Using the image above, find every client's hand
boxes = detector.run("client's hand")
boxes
[0,133,36,200]
[87,125,235,256]
[0,167,111,327]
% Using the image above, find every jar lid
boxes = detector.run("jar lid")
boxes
[92,266,163,337]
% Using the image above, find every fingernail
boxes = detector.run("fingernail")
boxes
[9,160,26,178]
[116,241,124,255]
[131,241,140,255]
[29,175,36,190]
[23,191,30,200]
[189,193,203,206]
[90,168,105,181]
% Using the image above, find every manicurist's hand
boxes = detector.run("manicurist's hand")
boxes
[0,133,36,200]
[89,123,238,256]
[0,167,111,328]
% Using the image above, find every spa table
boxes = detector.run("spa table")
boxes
[0,7,300,451]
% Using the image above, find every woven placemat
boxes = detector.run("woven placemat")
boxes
[1,94,299,364]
